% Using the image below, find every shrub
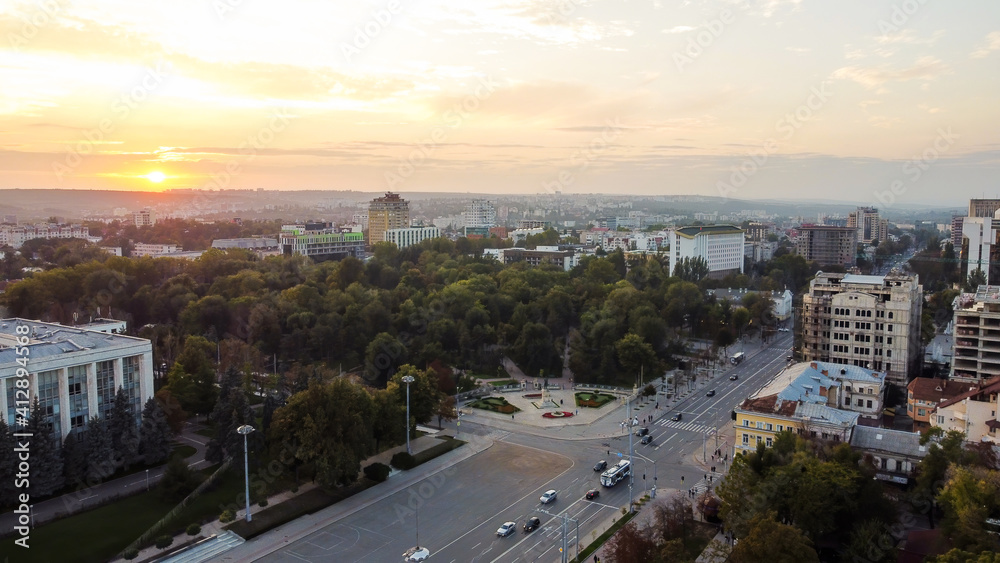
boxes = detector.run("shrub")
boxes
[123,548,139,560]
[186,523,201,536]
[220,508,236,523]
[364,462,392,482]
[391,451,417,470]
[290,486,299,493]
[154,535,173,549]
[259,498,268,507]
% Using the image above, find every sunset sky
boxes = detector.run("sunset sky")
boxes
[1,0,998,205]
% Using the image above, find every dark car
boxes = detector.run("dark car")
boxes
[593,460,607,472]
[729,374,738,381]
[671,413,682,422]
[635,427,649,437]
[641,435,652,445]
[706,389,716,397]
[585,489,600,500]
[523,516,541,533]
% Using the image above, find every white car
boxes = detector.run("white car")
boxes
[497,521,516,537]
[540,489,558,504]
[403,546,430,562]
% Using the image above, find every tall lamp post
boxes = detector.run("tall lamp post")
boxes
[402,375,415,454]
[237,424,255,523]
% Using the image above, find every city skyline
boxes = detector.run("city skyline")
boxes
[1,1,998,205]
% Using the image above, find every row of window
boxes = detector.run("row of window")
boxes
[741,430,842,445]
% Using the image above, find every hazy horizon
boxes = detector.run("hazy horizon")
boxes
[2,1,998,207]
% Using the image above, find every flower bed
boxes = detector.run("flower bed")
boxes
[542,411,574,418]
[523,393,542,398]
[467,396,520,414]
[575,392,616,408]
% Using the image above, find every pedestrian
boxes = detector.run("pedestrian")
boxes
[512,414,515,420]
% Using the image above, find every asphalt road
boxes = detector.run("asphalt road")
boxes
[254,332,795,563]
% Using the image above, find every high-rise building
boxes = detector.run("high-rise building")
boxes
[794,225,857,267]
[368,192,410,247]
[668,225,744,278]
[962,214,1000,284]
[132,209,156,227]
[463,199,496,237]
[951,286,1000,384]
[952,214,965,251]
[847,207,888,244]
[969,199,1000,218]
[745,221,774,242]
[801,272,923,388]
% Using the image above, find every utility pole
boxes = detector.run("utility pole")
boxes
[537,507,579,563]
[628,386,635,513]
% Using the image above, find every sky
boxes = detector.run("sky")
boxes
[0,0,998,206]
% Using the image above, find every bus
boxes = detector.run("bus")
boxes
[730,352,745,365]
[600,460,631,487]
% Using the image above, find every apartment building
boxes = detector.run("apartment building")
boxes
[848,206,888,244]
[463,199,496,237]
[132,243,181,257]
[0,224,90,249]
[132,208,156,227]
[931,378,1000,444]
[384,226,441,249]
[669,225,744,279]
[907,378,978,432]
[734,361,887,454]
[962,215,1000,284]
[794,225,857,267]
[801,272,922,388]
[368,192,410,247]
[951,286,1000,384]
[0,318,153,440]
[849,426,928,485]
[744,221,774,242]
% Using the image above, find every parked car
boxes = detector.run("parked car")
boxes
[403,546,430,562]
[585,489,600,500]
[540,490,558,504]
[671,413,682,422]
[729,374,738,381]
[706,389,716,397]
[497,521,516,537]
[635,427,649,437]
[641,435,652,445]
[593,460,607,472]
[524,516,541,533]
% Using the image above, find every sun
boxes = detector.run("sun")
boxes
[145,171,167,183]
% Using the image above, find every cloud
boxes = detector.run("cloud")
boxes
[831,56,948,89]
[874,29,945,46]
[786,47,810,53]
[662,25,695,34]
[971,31,1000,58]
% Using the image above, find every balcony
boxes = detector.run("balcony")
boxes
[956,328,980,336]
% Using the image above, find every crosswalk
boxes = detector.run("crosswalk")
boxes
[688,471,726,495]
[655,418,714,435]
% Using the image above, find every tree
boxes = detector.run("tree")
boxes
[163,336,218,415]
[158,454,201,502]
[84,415,115,485]
[966,269,987,292]
[0,418,18,505]
[109,387,140,469]
[603,520,658,563]
[62,430,88,489]
[937,465,1000,553]
[841,519,897,563]
[25,398,65,497]
[364,332,407,387]
[614,333,660,380]
[730,513,819,563]
[511,322,560,377]
[139,398,173,466]
[154,389,187,435]
[206,367,254,466]
[388,365,443,428]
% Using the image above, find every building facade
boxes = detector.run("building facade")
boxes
[931,378,1000,443]
[132,243,181,257]
[132,209,156,227]
[962,215,1000,284]
[952,286,1000,383]
[384,226,441,249]
[849,426,928,485]
[0,319,153,440]
[801,272,922,387]
[0,224,90,249]
[794,225,857,267]
[368,192,410,247]
[907,378,978,432]
[279,225,364,261]
[848,207,888,244]
[969,199,1000,218]
[463,200,496,237]
[669,225,745,278]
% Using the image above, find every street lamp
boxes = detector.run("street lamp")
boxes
[402,375,415,455]
[237,424,255,523]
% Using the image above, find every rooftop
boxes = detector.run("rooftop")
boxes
[841,274,886,285]
[673,224,743,238]
[0,318,150,367]
[849,425,928,459]
[794,402,859,426]
[907,378,977,404]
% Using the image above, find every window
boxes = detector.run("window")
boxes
[742,433,749,444]
[766,437,773,447]
[937,415,945,424]
[867,400,873,408]
[887,337,893,345]
[37,369,61,439]
[743,419,750,427]
[845,397,851,406]
[888,312,894,319]
[857,398,863,406]
[918,408,925,416]
[887,350,892,357]
[888,325,893,332]
[96,360,115,420]
[766,423,773,431]
[756,421,765,429]
[122,356,142,425]
[67,365,88,431]
[756,436,762,443]
[777,425,783,432]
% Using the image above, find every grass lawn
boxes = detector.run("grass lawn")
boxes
[575,392,616,408]
[194,428,215,439]
[467,396,520,414]
[488,379,519,388]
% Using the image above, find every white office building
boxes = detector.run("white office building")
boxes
[0,319,154,439]
[384,226,441,249]
[669,225,745,278]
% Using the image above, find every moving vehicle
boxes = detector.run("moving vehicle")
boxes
[403,546,430,562]
[497,522,516,537]
[729,374,738,381]
[635,427,649,437]
[640,435,652,445]
[730,352,745,365]
[593,460,607,471]
[706,389,716,397]
[523,517,540,533]
[540,490,558,504]
[600,460,631,487]
[585,489,600,500]
[671,413,682,422]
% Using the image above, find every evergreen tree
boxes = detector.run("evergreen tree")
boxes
[0,418,17,506]
[84,415,115,485]
[109,387,140,469]
[138,398,173,466]
[25,398,64,497]
[260,393,278,437]
[61,430,88,489]
[206,367,253,466]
